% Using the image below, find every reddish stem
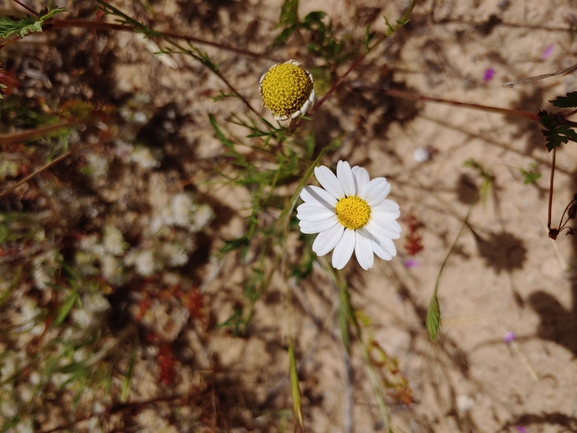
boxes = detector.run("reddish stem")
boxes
[384,88,541,122]
[47,19,281,62]
[0,122,77,146]
[548,147,556,230]
[11,0,37,16]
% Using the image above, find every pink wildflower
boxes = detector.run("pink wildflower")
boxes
[542,44,554,60]
[504,331,516,344]
[483,68,495,82]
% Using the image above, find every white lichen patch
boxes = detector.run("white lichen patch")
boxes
[140,300,190,342]
[124,248,156,277]
[102,225,127,256]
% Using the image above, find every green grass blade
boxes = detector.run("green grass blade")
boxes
[426,293,441,341]
[289,338,304,432]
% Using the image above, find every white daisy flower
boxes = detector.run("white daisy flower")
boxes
[297,161,401,270]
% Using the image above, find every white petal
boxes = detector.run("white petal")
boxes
[372,199,400,218]
[296,203,335,222]
[361,178,391,206]
[300,185,337,208]
[369,208,401,233]
[367,214,402,239]
[312,223,344,256]
[359,226,397,260]
[355,230,374,270]
[301,99,312,115]
[332,229,356,269]
[371,236,397,260]
[299,217,338,234]
[337,161,355,197]
[314,166,345,199]
[352,166,370,194]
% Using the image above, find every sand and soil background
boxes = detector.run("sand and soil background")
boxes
[1,0,577,432]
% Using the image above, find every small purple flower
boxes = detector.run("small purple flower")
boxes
[504,331,516,344]
[515,426,528,433]
[483,68,495,82]
[542,44,554,60]
[404,259,419,268]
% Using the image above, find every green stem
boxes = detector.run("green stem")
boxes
[326,264,392,432]
[426,203,474,340]
[289,338,305,431]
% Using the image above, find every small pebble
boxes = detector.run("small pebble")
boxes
[413,147,432,163]
[456,394,475,412]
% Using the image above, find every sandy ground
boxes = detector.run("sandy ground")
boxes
[2,0,577,432]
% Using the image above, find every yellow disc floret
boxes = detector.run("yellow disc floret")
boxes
[335,196,371,230]
[260,61,313,119]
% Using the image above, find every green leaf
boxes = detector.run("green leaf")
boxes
[273,0,300,46]
[0,15,42,38]
[519,163,541,185]
[38,7,68,21]
[121,340,137,402]
[383,14,395,35]
[395,17,410,27]
[0,8,67,39]
[272,25,295,46]
[364,24,376,51]
[550,91,577,108]
[209,114,234,148]
[1,415,21,433]
[278,0,299,26]
[289,339,304,429]
[215,307,244,336]
[539,110,577,151]
[303,11,325,27]
[212,91,237,102]
[0,223,8,242]
[58,361,88,375]
[426,293,441,341]
[220,237,250,254]
[54,290,80,325]
[338,283,353,353]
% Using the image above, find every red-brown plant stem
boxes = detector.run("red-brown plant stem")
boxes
[46,18,274,118]
[384,88,541,122]
[289,0,420,133]
[548,147,556,230]
[0,149,72,200]
[0,129,103,200]
[47,19,282,62]
[288,39,383,133]
[12,0,37,16]
[317,52,368,109]
[0,121,77,147]
[0,35,20,50]
[317,0,420,109]
[161,37,261,118]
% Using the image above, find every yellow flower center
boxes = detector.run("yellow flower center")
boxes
[260,62,313,118]
[335,196,371,230]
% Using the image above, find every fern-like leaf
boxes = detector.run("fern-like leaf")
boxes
[0,7,66,39]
